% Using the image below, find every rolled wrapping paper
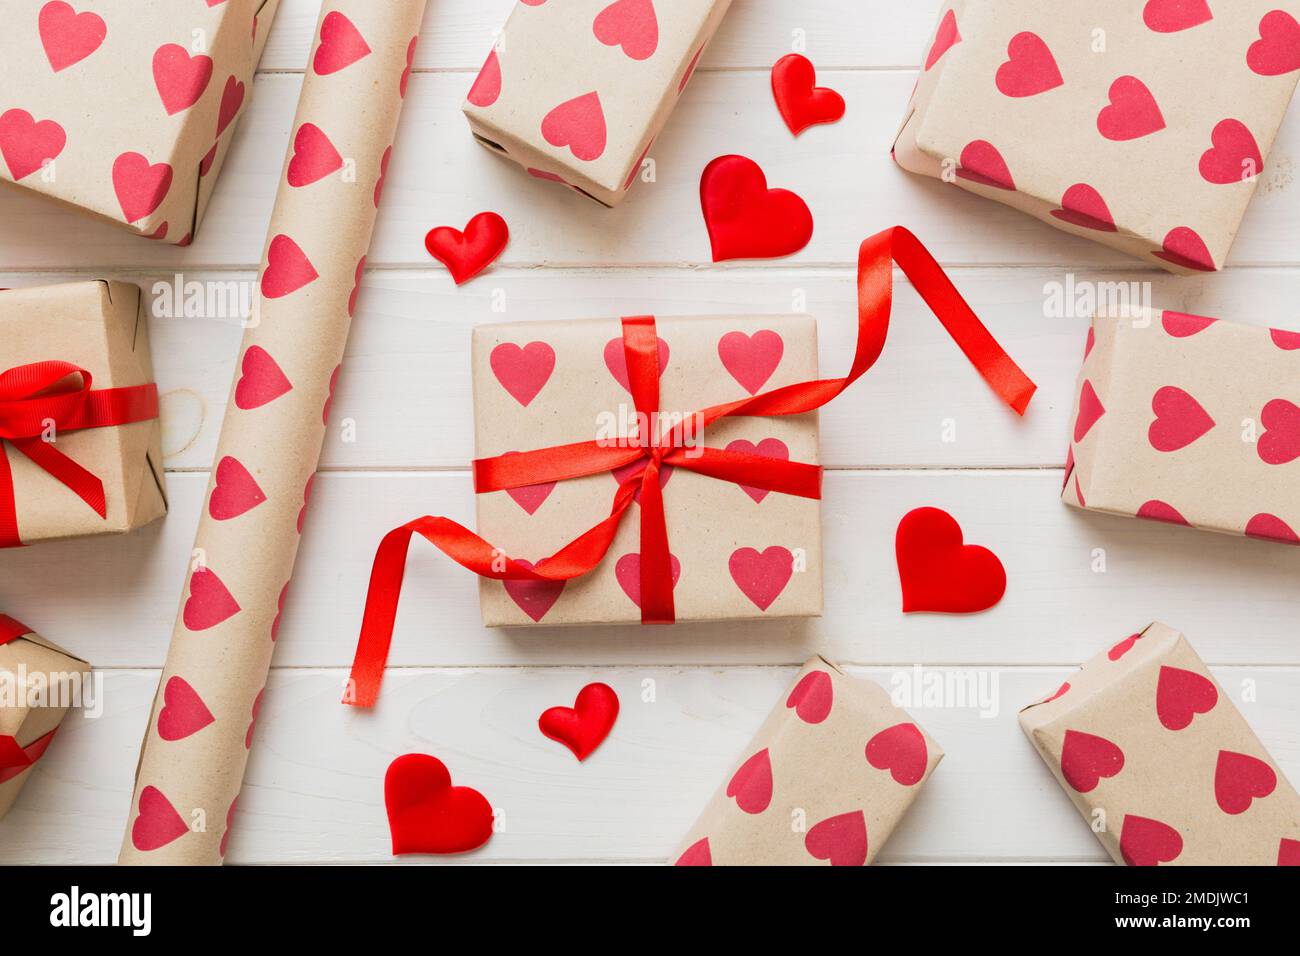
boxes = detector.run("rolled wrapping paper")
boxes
[119,0,428,865]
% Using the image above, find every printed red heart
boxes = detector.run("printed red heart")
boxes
[1200,119,1262,185]
[675,837,712,866]
[297,474,314,535]
[467,49,502,107]
[1073,380,1106,442]
[373,146,391,208]
[726,438,789,502]
[1248,10,1300,76]
[995,32,1063,97]
[726,748,773,814]
[1120,814,1183,866]
[183,568,240,632]
[1051,184,1117,232]
[152,45,213,116]
[956,140,1015,190]
[1044,682,1070,703]
[1258,399,1300,465]
[1060,729,1125,794]
[262,234,318,299]
[1271,328,1300,350]
[130,785,188,852]
[1162,311,1216,337]
[771,53,846,135]
[538,682,620,761]
[541,92,607,161]
[210,456,267,520]
[0,109,66,181]
[156,676,215,742]
[271,582,289,642]
[1097,76,1165,141]
[729,546,793,612]
[38,1,106,72]
[219,798,237,858]
[866,723,928,786]
[1280,839,1300,866]
[1144,0,1213,32]
[245,688,263,749]
[199,143,218,177]
[615,552,681,608]
[1156,665,1218,731]
[503,559,566,623]
[401,35,417,98]
[1084,326,1096,359]
[1245,513,1300,545]
[287,122,343,187]
[216,76,245,137]
[347,258,365,320]
[1148,386,1214,452]
[112,152,173,224]
[604,335,669,393]
[491,341,555,407]
[786,669,833,724]
[895,507,1006,614]
[678,46,704,93]
[1136,500,1190,526]
[314,11,371,75]
[699,154,814,262]
[235,345,292,410]
[1215,750,1277,815]
[425,212,509,285]
[924,9,961,71]
[718,329,783,395]
[594,0,659,62]
[1108,632,1144,660]
[804,811,868,867]
[1154,227,1217,272]
[497,452,556,516]
[385,753,493,856]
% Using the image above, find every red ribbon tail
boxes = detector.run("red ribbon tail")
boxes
[637,459,675,624]
[0,445,19,548]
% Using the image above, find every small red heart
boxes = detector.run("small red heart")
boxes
[675,837,712,866]
[593,0,659,62]
[1215,750,1277,815]
[786,669,833,724]
[718,329,783,395]
[502,559,566,623]
[1200,119,1263,185]
[1136,500,1189,526]
[1148,386,1215,452]
[215,76,245,138]
[467,49,502,107]
[262,234,319,299]
[39,1,106,72]
[725,438,789,503]
[112,152,173,224]
[1120,814,1183,866]
[700,154,814,262]
[1245,513,1300,545]
[490,341,555,407]
[924,9,961,71]
[804,811,868,867]
[1060,729,1125,794]
[995,32,1063,98]
[209,456,267,521]
[1097,76,1165,141]
[726,748,773,814]
[425,212,509,285]
[1144,0,1213,33]
[1154,227,1217,272]
[1156,665,1218,731]
[183,568,240,632]
[866,723,928,786]
[1248,10,1300,76]
[287,122,343,187]
[895,507,1006,614]
[384,754,493,856]
[770,54,845,136]
[314,10,371,75]
[156,676,215,742]
[1052,184,1117,232]
[1162,311,1217,337]
[1258,399,1300,465]
[0,109,66,181]
[152,44,213,116]
[728,546,793,612]
[956,140,1015,190]
[538,682,619,761]
[541,91,607,162]
[130,785,189,852]
[235,345,293,410]
[1108,632,1144,661]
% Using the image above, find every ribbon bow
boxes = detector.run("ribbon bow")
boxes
[0,615,57,785]
[346,227,1037,707]
[0,360,160,548]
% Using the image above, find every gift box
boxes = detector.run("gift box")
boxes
[463,0,734,206]
[1064,308,1300,544]
[0,281,166,548]
[672,658,943,866]
[0,615,91,821]
[1020,623,1300,866]
[0,0,280,243]
[894,2,1300,273]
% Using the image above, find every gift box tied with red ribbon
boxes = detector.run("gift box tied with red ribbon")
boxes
[347,226,1038,707]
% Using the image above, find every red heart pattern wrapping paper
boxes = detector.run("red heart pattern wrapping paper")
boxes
[463,0,733,206]
[1065,308,1300,544]
[674,658,942,866]
[895,1,1300,273]
[1020,623,1300,866]
[118,0,428,866]
[0,0,279,244]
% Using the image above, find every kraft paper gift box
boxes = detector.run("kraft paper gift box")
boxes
[894,1,1300,273]
[463,0,734,206]
[1020,623,1300,866]
[673,658,943,866]
[0,281,166,548]
[1065,307,1300,544]
[0,0,280,243]
[0,615,91,822]
[472,314,822,626]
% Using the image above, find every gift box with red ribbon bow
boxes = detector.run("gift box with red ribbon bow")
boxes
[0,281,166,548]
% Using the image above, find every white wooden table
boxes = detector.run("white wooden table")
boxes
[2,0,1298,866]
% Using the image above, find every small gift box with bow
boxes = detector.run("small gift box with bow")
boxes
[674,658,943,866]
[0,281,166,548]
[1020,623,1300,866]
[1,615,91,822]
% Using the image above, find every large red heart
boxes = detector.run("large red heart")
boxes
[1156,665,1218,731]
[156,676,215,741]
[235,345,293,410]
[0,109,66,181]
[726,748,773,814]
[538,682,620,761]
[804,811,868,867]
[1120,814,1183,866]
[895,507,1006,614]
[210,456,267,521]
[1060,729,1125,794]
[467,49,502,108]
[995,32,1063,98]
[39,1,106,72]
[725,438,789,503]
[1143,0,1213,33]
[770,54,845,136]
[700,155,814,262]
[490,341,555,407]
[1215,750,1277,815]
[287,122,344,187]
[866,723,928,786]
[1248,10,1300,76]
[313,11,371,75]
[541,92,607,162]
[130,786,189,852]
[728,546,793,612]
[152,44,213,116]
[385,754,494,856]
[593,0,659,62]
[262,234,319,299]
[1097,76,1165,141]
[924,9,961,71]
[503,559,565,623]
[718,329,783,395]
[1200,119,1262,185]
[425,212,509,285]
[786,669,833,724]
[183,568,240,632]
[112,152,173,224]
[1148,386,1215,452]
[1258,399,1300,465]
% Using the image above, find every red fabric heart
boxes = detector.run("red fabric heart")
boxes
[384,754,493,856]
[235,345,293,410]
[1148,386,1215,452]
[1060,729,1125,794]
[726,748,773,814]
[156,676,215,741]
[152,44,213,116]
[895,507,1006,614]
[130,785,189,852]
[183,568,240,632]
[1144,0,1213,33]
[770,53,845,136]
[210,456,267,521]
[1097,76,1165,141]
[0,109,66,181]
[995,32,1063,98]
[804,811,868,866]
[1120,814,1183,866]
[39,1,106,72]
[924,9,961,71]
[425,212,509,285]
[1156,665,1218,731]
[1248,10,1300,76]
[865,722,928,786]
[699,154,814,262]
[112,152,173,224]
[313,10,371,76]
[538,682,619,761]
[287,122,344,188]
[1200,119,1262,185]
[1258,399,1300,465]
[1215,750,1277,815]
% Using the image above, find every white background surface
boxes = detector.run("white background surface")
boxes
[1,0,1298,865]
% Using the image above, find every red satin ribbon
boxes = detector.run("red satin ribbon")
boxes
[0,361,160,548]
[0,615,33,645]
[346,227,1037,707]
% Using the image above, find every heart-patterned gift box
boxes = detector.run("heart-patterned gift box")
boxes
[1020,623,1300,866]
[673,658,943,866]
[463,0,734,207]
[0,0,280,243]
[895,1,1300,273]
[1065,307,1300,543]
